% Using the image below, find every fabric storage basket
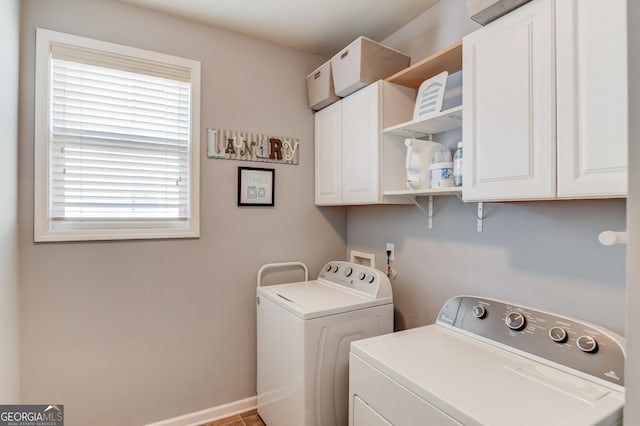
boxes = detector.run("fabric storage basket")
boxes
[330,36,410,97]
[306,60,340,111]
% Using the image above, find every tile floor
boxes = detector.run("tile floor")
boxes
[200,409,265,426]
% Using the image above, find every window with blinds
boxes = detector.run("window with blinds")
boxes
[34,29,201,241]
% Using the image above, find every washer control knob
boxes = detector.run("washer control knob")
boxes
[505,312,526,331]
[358,272,366,281]
[576,335,598,353]
[367,275,375,284]
[548,326,568,343]
[325,264,332,272]
[344,267,353,277]
[472,305,486,319]
[332,265,339,273]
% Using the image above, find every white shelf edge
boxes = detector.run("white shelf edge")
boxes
[383,187,463,196]
[383,105,463,137]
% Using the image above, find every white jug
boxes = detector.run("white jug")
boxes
[405,138,445,190]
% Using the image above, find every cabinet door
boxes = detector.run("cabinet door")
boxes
[556,0,627,198]
[342,82,381,204]
[463,0,556,201]
[315,101,343,205]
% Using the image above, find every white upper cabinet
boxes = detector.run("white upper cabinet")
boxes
[314,80,414,206]
[315,101,343,205]
[556,0,628,198]
[341,82,381,204]
[463,0,628,202]
[463,0,555,201]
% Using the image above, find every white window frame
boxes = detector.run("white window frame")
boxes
[34,28,201,242]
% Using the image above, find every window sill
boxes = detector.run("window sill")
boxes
[34,221,200,242]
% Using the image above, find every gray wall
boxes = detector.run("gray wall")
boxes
[0,0,21,404]
[346,0,627,334]
[625,0,639,421]
[18,1,346,425]
[383,0,480,65]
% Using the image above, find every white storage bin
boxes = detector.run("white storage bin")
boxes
[331,37,410,97]
[306,60,340,111]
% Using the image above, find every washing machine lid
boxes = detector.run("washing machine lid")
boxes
[351,325,624,426]
[257,280,392,320]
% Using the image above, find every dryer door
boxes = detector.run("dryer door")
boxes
[349,351,463,426]
[353,396,391,426]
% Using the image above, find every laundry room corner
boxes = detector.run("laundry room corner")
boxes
[346,0,626,335]
[8,0,637,424]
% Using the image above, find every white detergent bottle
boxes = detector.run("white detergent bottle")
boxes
[404,138,442,190]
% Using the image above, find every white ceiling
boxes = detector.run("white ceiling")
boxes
[120,0,441,57]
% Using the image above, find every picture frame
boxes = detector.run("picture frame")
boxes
[237,167,275,207]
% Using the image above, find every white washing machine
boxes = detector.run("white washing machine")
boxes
[349,296,625,425]
[257,261,393,426]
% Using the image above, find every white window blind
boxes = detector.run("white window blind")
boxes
[51,47,191,220]
[35,29,200,241]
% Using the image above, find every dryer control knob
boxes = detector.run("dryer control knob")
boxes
[344,267,353,277]
[548,327,568,343]
[332,265,339,273]
[576,335,598,353]
[367,275,375,284]
[505,312,526,331]
[358,272,366,280]
[472,305,486,319]
[325,264,332,272]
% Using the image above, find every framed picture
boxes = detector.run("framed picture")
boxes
[237,167,275,206]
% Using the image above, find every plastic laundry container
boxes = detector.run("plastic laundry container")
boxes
[430,162,454,188]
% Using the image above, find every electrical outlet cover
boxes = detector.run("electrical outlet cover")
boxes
[385,243,395,261]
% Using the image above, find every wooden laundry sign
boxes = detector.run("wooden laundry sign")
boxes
[207,129,299,165]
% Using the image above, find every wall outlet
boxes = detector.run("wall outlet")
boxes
[385,243,395,261]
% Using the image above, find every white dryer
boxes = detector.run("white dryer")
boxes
[350,296,625,425]
[257,261,393,426]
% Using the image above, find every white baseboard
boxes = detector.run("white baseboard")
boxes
[145,395,257,426]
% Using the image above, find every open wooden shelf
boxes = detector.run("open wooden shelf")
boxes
[383,105,463,138]
[385,41,462,89]
[381,41,465,205]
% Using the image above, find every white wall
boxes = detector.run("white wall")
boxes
[19,1,346,425]
[625,0,640,421]
[0,0,21,404]
[346,0,627,334]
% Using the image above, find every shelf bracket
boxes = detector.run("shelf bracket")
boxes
[400,129,427,139]
[410,194,482,232]
[455,194,484,233]
[408,196,435,229]
[428,196,434,229]
[408,196,430,229]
